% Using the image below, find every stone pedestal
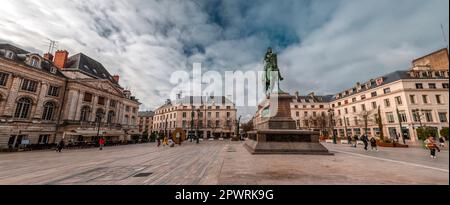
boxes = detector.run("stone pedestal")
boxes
[245,92,332,155]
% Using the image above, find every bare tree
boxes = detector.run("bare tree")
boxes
[356,109,376,137]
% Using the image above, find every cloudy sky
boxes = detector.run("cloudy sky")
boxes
[0,0,448,120]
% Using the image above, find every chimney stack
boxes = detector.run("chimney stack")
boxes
[113,74,120,83]
[54,50,69,69]
[43,53,54,61]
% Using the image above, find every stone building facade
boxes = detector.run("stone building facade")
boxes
[138,111,154,134]
[286,48,449,143]
[0,43,140,149]
[152,96,237,139]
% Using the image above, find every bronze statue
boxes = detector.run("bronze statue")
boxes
[263,47,284,95]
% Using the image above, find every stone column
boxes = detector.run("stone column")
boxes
[3,76,22,117]
[74,90,83,121]
[33,83,48,119]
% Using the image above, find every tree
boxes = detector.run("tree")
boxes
[376,106,384,141]
[356,110,376,138]
[416,126,438,141]
[439,127,449,140]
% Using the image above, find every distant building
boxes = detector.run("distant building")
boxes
[0,43,140,149]
[152,96,237,139]
[138,111,154,134]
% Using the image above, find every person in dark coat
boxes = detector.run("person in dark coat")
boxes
[370,137,378,151]
[362,135,369,150]
[56,139,65,152]
[347,135,351,145]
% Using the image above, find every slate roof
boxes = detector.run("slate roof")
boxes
[294,95,334,103]
[65,53,119,85]
[0,44,65,77]
[138,111,155,117]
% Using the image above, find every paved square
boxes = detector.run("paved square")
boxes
[0,141,447,185]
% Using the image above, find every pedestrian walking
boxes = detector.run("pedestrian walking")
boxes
[347,135,351,146]
[438,136,445,148]
[370,137,378,151]
[352,135,358,148]
[157,136,161,147]
[56,139,65,152]
[99,137,105,150]
[362,135,369,151]
[425,136,440,159]
[333,135,337,144]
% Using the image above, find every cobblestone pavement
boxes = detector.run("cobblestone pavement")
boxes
[0,141,447,185]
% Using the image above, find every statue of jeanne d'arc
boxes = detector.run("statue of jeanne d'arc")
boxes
[263,47,284,95]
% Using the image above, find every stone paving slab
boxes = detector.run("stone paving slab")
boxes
[0,141,447,185]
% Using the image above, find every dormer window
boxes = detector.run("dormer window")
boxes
[50,67,57,74]
[30,57,40,68]
[5,50,14,59]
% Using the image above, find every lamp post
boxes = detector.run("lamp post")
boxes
[95,111,104,144]
[196,108,200,144]
[328,109,336,144]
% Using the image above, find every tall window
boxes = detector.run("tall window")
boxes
[436,95,442,104]
[0,72,9,86]
[409,95,416,104]
[415,83,423,89]
[21,79,38,92]
[428,83,436,89]
[443,83,449,89]
[42,102,55,120]
[422,95,429,104]
[109,100,117,108]
[182,112,187,118]
[15,98,32,119]
[226,112,230,118]
[395,96,402,105]
[438,112,448,123]
[386,112,395,123]
[83,93,93,102]
[80,106,91,121]
[384,99,390,107]
[371,102,377,109]
[216,112,219,118]
[361,104,366,111]
[47,86,59,97]
[107,111,115,124]
[352,106,356,113]
[398,111,407,123]
[383,88,391,94]
[124,115,129,125]
[424,110,433,122]
[98,97,105,105]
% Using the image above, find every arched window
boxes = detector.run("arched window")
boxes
[107,110,115,124]
[15,98,32,119]
[124,115,129,125]
[80,106,91,122]
[95,109,104,122]
[42,102,55,120]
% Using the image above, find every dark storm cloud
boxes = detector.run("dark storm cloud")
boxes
[0,0,448,120]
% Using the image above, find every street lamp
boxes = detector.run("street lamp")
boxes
[196,108,200,144]
[95,111,104,144]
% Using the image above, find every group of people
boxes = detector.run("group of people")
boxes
[341,134,446,159]
[156,136,176,147]
[56,137,106,152]
[346,135,378,151]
